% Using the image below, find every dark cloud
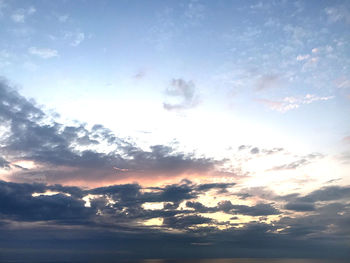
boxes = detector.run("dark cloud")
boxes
[280,186,350,204]
[0,80,219,184]
[163,78,199,111]
[1,80,350,260]
[0,156,10,168]
[284,202,316,211]
[186,200,280,216]
[163,214,214,229]
[0,180,90,222]
[0,179,350,260]
[195,182,235,193]
[250,147,260,154]
[218,201,280,216]
[299,186,350,202]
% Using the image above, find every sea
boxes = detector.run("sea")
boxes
[125,259,348,263]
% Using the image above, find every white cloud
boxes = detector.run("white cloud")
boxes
[11,7,36,23]
[28,47,58,59]
[71,32,85,46]
[296,54,310,61]
[64,32,85,47]
[259,94,334,113]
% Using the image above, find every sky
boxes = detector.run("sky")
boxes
[0,0,350,261]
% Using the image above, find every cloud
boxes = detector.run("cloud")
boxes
[255,74,282,91]
[184,0,205,26]
[296,54,310,61]
[0,178,350,260]
[63,31,86,47]
[28,47,58,59]
[258,94,334,113]
[0,156,10,168]
[0,80,219,185]
[268,153,323,171]
[71,32,85,47]
[250,147,259,154]
[11,7,36,23]
[325,6,350,24]
[335,77,350,89]
[284,202,315,211]
[163,78,199,111]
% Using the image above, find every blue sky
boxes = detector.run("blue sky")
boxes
[0,0,350,261]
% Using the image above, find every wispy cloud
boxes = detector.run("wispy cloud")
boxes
[28,47,58,59]
[64,31,85,47]
[11,7,36,23]
[258,94,334,113]
[325,6,350,24]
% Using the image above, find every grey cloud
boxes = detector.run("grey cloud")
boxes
[195,182,235,193]
[262,147,284,155]
[163,78,199,111]
[163,215,213,229]
[186,200,280,216]
[299,186,350,202]
[238,145,283,156]
[284,202,315,211]
[238,145,251,150]
[0,179,350,260]
[250,147,260,154]
[0,80,219,183]
[0,156,10,168]
[218,201,280,216]
[268,153,323,171]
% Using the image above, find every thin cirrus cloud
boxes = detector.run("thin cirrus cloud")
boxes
[63,31,85,47]
[28,47,58,59]
[11,6,36,23]
[258,94,334,113]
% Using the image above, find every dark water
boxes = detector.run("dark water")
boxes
[127,259,348,263]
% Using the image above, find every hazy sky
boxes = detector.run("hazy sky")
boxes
[0,0,350,261]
